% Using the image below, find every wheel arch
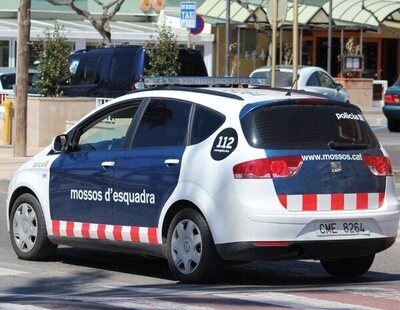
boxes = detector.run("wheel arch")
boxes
[8,186,38,219]
[161,200,206,244]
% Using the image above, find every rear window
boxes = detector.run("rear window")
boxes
[250,70,292,87]
[241,104,379,150]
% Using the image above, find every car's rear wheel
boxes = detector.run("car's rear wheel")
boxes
[320,254,375,277]
[9,193,57,260]
[166,208,222,283]
[388,119,400,132]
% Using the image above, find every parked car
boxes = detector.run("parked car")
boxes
[61,46,208,98]
[250,66,349,103]
[6,77,398,283]
[382,77,400,132]
[0,67,39,96]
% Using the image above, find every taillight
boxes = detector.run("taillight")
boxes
[233,156,303,179]
[363,155,392,176]
[384,93,400,104]
[130,81,135,91]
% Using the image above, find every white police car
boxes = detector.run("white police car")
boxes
[6,77,399,283]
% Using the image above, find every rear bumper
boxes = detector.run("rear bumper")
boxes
[216,237,396,261]
[383,104,400,120]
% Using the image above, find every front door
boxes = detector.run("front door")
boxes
[49,102,140,226]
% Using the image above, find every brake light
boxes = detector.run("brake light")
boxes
[384,93,400,104]
[233,156,303,179]
[363,155,392,176]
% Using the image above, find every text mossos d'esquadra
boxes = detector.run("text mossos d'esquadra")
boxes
[70,188,155,206]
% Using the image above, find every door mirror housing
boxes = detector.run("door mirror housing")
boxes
[52,134,69,153]
[335,83,344,91]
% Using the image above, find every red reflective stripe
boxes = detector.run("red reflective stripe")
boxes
[113,225,123,241]
[130,226,140,243]
[52,220,60,236]
[357,193,368,209]
[82,223,90,238]
[379,192,385,207]
[97,224,106,240]
[331,193,344,210]
[148,228,158,244]
[278,195,287,208]
[303,194,317,211]
[254,241,290,246]
[66,221,74,237]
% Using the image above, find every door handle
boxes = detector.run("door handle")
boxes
[101,161,115,168]
[164,159,180,166]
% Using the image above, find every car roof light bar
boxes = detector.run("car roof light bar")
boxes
[141,76,269,88]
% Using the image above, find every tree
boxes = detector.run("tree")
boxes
[46,0,125,44]
[33,24,71,97]
[144,23,180,77]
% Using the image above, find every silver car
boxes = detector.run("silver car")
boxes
[250,66,349,103]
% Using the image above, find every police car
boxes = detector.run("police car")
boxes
[6,77,399,283]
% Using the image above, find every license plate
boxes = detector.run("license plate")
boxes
[315,221,369,236]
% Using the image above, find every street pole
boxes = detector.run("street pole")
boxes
[271,0,278,87]
[15,0,31,157]
[292,0,298,89]
[327,0,332,74]
[225,0,230,76]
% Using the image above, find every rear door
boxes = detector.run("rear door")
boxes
[112,98,192,230]
[241,102,388,212]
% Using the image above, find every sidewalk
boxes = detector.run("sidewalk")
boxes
[0,145,33,190]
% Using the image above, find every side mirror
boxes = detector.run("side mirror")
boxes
[52,134,69,153]
[335,83,344,91]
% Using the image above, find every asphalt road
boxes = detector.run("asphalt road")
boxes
[0,126,399,309]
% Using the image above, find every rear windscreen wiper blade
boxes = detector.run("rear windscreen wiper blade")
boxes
[328,140,369,150]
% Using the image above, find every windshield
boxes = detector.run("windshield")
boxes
[241,103,379,150]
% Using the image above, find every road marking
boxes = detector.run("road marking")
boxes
[216,292,377,310]
[0,303,49,310]
[0,267,28,276]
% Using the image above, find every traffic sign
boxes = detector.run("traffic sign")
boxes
[180,2,196,29]
[190,15,205,35]
[267,0,288,28]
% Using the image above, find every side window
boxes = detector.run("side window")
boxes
[71,56,101,85]
[191,105,225,144]
[133,99,191,147]
[306,72,320,86]
[77,105,138,152]
[318,71,336,88]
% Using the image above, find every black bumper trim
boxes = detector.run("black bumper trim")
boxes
[216,237,395,261]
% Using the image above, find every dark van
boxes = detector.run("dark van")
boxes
[61,46,208,98]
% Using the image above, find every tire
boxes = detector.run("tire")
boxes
[9,193,57,260]
[166,208,223,283]
[388,119,400,132]
[321,254,375,277]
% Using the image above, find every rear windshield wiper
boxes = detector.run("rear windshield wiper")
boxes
[328,140,369,150]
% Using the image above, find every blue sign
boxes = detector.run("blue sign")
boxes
[180,1,196,29]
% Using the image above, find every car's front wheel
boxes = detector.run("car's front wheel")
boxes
[166,208,222,283]
[388,119,400,132]
[9,193,57,260]
[320,254,375,277]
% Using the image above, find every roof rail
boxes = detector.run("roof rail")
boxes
[140,76,269,88]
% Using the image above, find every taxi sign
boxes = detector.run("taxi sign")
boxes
[180,1,196,29]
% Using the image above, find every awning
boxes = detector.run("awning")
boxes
[198,0,400,29]
[0,18,214,44]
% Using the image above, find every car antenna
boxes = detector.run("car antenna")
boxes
[285,74,299,96]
